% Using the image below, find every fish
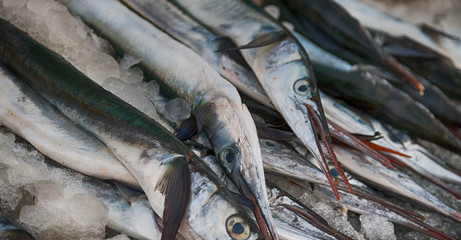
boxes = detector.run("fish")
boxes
[333,0,461,69]
[0,64,138,187]
[0,18,262,240]
[281,0,425,93]
[171,0,354,201]
[266,183,353,240]
[334,145,461,224]
[367,29,461,101]
[60,0,275,238]
[320,90,461,197]
[259,138,458,240]
[293,31,461,152]
[0,212,35,240]
[314,184,456,240]
[250,0,461,152]
[120,0,272,108]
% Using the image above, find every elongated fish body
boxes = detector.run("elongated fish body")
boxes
[334,145,461,224]
[201,146,345,240]
[81,180,162,240]
[260,139,456,240]
[293,32,461,151]
[0,19,262,240]
[281,0,424,93]
[61,0,274,238]
[334,0,461,69]
[0,212,35,240]
[120,0,271,107]
[172,0,354,201]
[315,184,457,240]
[366,29,461,101]
[370,120,461,186]
[267,186,352,240]
[320,92,375,136]
[0,65,138,187]
[320,92,461,189]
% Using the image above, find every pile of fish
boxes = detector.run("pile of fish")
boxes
[0,0,460,239]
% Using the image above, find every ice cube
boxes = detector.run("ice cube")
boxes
[120,67,143,85]
[119,54,140,70]
[106,234,131,240]
[103,77,127,93]
[163,98,191,123]
[85,52,120,84]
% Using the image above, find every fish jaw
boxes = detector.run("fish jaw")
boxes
[246,38,351,198]
[203,97,278,240]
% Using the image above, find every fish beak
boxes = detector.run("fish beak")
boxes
[304,103,353,199]
[237,176,279,240]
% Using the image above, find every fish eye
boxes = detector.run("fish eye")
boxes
[226,214,250,240]
[293,79,310,95]
[219,147,236,170]
[262,140,277,148]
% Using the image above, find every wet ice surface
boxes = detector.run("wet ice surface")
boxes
[0,128,113,239]
[163,98,192,123]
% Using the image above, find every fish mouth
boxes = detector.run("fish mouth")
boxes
[304,103,353,200]
[237,176,278,240]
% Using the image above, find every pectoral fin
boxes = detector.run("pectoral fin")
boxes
[215,31,287,51]
[384,45,438,59]
[155,157,191,240]
[176,116,198,140]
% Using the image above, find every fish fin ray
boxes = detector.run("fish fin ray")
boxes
[384,45,439,59]
[155,157,191,240]
[216,31,287,51]
[256,125,296,141]
[111,180,145,203]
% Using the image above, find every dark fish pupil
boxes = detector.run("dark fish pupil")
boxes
[226,152,234,163]
[265,141,275,147]
[298,85,307,92]
[232,222,244,234]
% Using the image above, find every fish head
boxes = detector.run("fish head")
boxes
[183,165,264,240]
[251,38,347,197]
[204,96,278,240]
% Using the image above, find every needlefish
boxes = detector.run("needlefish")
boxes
[171,0,354,200]
[60,1,276,238]
[120,0,271,107]
[0,18,263,240]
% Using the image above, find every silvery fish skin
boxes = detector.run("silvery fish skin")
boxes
[334,0,461,69]
[81,178,162,240]
[172,0,353,201]
[260,139,457,240]
[320,91,461,193]
[267,187,350,240]
[0,212,35,240]
[334,145,461,224]
[0,19,262,240]
[60,0,273,238]
[120,0,271,107]
[0,65,138,187]
[315,184,456,240]
[293,31,461,152]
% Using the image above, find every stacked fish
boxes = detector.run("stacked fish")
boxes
[0,0,460,239]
